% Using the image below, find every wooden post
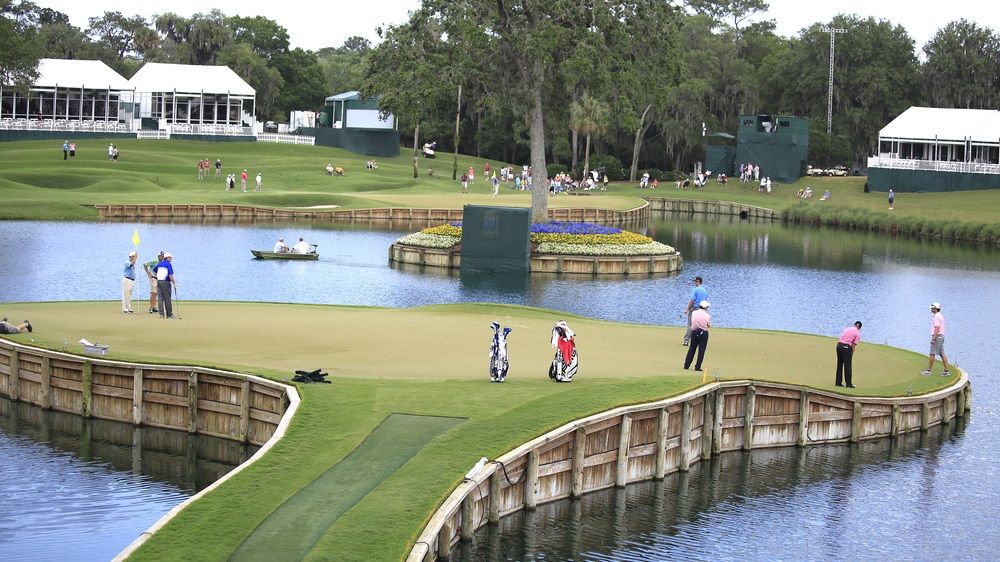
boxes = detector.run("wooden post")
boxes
[712,390,724,454]
[743,386,756,451]
[679,402,692,472]
[240,378,252,442]
[461,495,474,540]
[572,427,587,495]
[850,402,863,442]
[701,396,713,460]
[797,391,810,446]
[132,368,143,425]
[436,520,453,560]
[965,385,973,412]
[524,450,539,510]
[920,402,931,431]
[81,362,92,418]
[9,349,18,401]
[891,404,901,437]
[958,385,969,416]
[654,408,668,479]
[942,396,952,425]
[615,414,632,488]
[187,371,198,434]
[488,470,501,524]
[40,356,51,409]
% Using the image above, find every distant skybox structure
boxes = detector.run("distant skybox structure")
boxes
[1,59,134,132]
[868,107,1000,192]
[128,62,256,136]
[735,114,809,183]
[300,91,399,156]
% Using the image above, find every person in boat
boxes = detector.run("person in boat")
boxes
[293,237,311,254]
[273,238,289,253]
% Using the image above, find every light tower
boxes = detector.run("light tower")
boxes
[820,27,846,134]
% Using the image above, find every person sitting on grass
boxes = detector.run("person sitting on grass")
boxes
[366,159,378,170]
[334,166,345,176]
[0,318,32,335]
[325,164,334,176]
[820,189,831,201]
[428,167,435,177]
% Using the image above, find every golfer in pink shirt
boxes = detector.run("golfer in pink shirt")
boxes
[835,321,862,388]
[923,303,950,376]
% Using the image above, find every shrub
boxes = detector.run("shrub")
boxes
[588,154,625,181]
[547,163,570,177]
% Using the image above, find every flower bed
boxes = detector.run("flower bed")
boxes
[396,221,675,256]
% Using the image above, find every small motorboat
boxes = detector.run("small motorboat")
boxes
[252,244,319,260]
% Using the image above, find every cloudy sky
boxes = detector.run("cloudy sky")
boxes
[30,0,1000,53]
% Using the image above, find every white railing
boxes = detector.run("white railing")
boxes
[0,118,132,133]
[136,130,170,140]
[257,133,315,145]
[868,156,1000,175]
[167,123,253,136]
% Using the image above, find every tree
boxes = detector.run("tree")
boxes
[363,8,451,179]
[922,20,1000,109]
[229,15,289,61]
[272,48,327,115]
[154,10,232,65]
[685,0,769,32]
[0,0,42,90]
[340,35,371,54]
[570,93,610,178]
[218,42,283,120]
[86,11,148,60]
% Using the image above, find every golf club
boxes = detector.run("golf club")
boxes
[174,285,182,319]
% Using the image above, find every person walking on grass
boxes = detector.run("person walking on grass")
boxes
[683,301,711,371]
[255,172,262,192]
[241,169,248,192]
[122,251,138,314]
[62,140,69,160]
[835,321,862,388]
[888,189,895,210]
[683,276,708,346]
[215,158,222,178]
[923,302,951,376]
[461,173,468,194]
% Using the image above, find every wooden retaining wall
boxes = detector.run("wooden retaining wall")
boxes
[94,202,650,225]
[408,376,971,561]
[388,243,684,275]
[645,198,780,220]
[0,339,294,446]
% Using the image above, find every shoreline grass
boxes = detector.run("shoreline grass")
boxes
[0,301,951,561]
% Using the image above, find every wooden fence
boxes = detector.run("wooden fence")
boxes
[408,376,971,561]
[94,202,649,225]
[0,338,295,446]
[645,198,780,219]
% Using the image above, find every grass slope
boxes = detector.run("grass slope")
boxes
[3,138,1000,227]
[0,301,950,562]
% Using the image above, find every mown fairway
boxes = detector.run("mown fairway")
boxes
[3,138,1000,225]
[0,301,950,561]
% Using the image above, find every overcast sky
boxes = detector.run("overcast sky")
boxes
[30,0,1000,53]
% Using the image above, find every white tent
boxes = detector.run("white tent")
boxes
[128,63,255,129]
[879,107,1000,144]
[35,59,131,90]
[1,59,133,123]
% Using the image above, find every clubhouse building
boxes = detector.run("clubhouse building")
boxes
[867,106,1000,192]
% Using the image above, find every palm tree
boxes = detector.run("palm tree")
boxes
[570,93,610,179]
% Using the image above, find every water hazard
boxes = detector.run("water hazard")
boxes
[1,214,999,559]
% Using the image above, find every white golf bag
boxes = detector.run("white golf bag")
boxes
[490,322,511,382]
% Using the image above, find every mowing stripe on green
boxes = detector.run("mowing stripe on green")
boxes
[230,413,463,562]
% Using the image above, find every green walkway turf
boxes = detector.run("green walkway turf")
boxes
[230,413,463,561]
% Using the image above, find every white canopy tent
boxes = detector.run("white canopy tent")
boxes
[1,59,133,123]
[129,63,256,130]
[878,107,1000,164]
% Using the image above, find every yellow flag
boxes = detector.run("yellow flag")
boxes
[132,228,140,247]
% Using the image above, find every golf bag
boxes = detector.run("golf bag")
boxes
[548,321,578,382]
[489,321,511,382]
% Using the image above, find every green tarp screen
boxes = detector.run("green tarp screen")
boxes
[460,205,531,274]
[735,115,809,183]
[705,145,736,177]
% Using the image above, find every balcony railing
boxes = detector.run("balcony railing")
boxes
[868,156,1000,175]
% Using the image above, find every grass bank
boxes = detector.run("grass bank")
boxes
[0,301,949,561]
[4,139,1000,243]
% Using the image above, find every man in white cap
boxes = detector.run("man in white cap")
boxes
[155,253,177,319]
[684,300,711,371]
[923,303,950,376]
[122,251,138,313]
[683,276,708,346]
[143,251,165,313]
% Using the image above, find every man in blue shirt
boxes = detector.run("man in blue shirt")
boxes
[122,251,137,313]
[683,276,708,346]
[155,253,177,319]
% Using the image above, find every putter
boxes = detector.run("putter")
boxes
[173,285,182,319]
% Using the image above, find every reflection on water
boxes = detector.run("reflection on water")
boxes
[457,419,976,561]
[0,398,257,561]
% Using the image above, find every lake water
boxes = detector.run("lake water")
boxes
[1,214,998,560]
